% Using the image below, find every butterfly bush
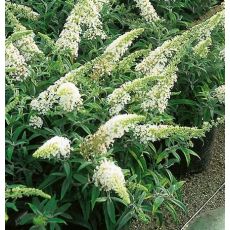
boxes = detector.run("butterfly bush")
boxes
[5,185,51,200]
[56,0,109,57]
[5,42,29,81]
[134,0,160,22]
[33,136,71,159]
[29,115,43,129]
[133,124,206,144]
[90,28,144,80]
[108,10,224,115]
[93,159,130,204]
[80,114,145,158]
[213,85,225,104]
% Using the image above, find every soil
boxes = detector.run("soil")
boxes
[130,124,225,230]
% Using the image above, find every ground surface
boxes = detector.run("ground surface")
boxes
[130,124,225,230]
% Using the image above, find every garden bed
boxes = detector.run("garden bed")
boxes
[130,124,225,230]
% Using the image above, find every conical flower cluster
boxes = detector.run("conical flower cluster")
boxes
[90,28,144,80]
[33,136,71,159]
[133,124,205,144]
[80,114,145,158]
[213,85,225,104]
[93,159,130,204]
[6,185,51,200]
[134,0,160,23]
[56,0,110,57]
[5,42,29,81]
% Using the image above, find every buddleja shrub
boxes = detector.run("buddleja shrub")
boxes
[5,0,224,229]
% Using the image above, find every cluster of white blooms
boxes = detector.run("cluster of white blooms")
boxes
[202,116,225,133]
[93,159,130,204]
[213,85,225,104]
[81,0,107,40]
[30,80,61,114]
[13,28,43,62]
[6,2,40,21]
[5,42,29,81]
[29,115,43,129]
[90,28,144,80]
[134,0,160,22]
[6,10,43,62]
[108,90,131,115]
[30,64,91,114]
[56,82,83,112]
[141,72,177,113]
[55,6,81,57]
[135,34,186,76]
[133,124,205,144]
[33,136,71,159]
[80,114,145,158]
[108,74,158,115]
[31,79,82,114]
[56,0,109,57]
[193,36,212,58]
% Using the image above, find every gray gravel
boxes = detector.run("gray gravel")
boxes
[130,124,225,230]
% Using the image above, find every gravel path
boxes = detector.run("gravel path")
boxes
[130,124,225,230]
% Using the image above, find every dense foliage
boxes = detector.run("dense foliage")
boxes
[6,0,224,229]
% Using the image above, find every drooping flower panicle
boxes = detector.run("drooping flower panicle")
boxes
[32,136,71,159]
[5,185,51,200]
[56,82,83,112]
[6,10,43,62]
[90,28,144,80]
[93,159,130,204]
[133,124,206,144]
[80,114,145,158]
[56,0,110,57]
[134,0,160,23]
[6,2,40,21]
[30,81,82,114]
[5,42,29,81]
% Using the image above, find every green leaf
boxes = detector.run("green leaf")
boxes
[73,174,88,184]
[180,147,191,166]
[77,162,92,172]
[48,218,66,224]
[61,178,72,200]
[116,210,134,230]
[107,199,116,224]
[170,199,187,213]
[129,150,144,171]
[156,151,169,164]
[96,197,107,203]
[170,99,197,106]
[91,186,100,210]
[63,162,71,177]
[152,196,164,213]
